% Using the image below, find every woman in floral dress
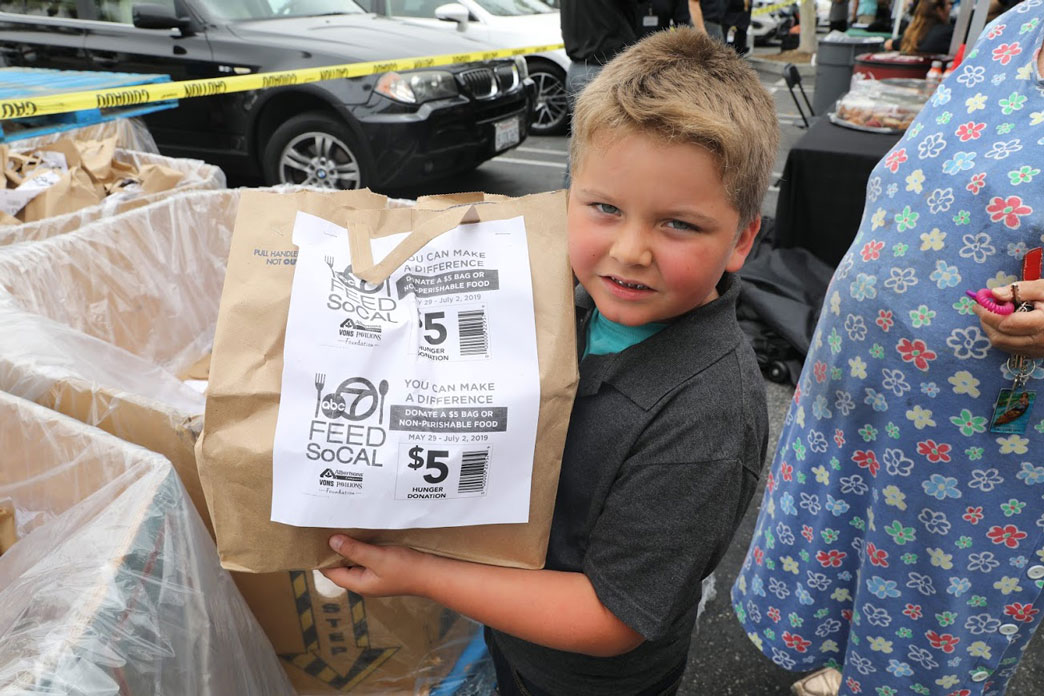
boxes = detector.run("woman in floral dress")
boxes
[733,4,1044,695]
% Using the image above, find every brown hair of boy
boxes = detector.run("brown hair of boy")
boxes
[570,27,780,229]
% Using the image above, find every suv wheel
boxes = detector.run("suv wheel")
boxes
[528,64,569,136]
[263,112,370,189]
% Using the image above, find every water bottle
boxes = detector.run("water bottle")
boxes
[926,60,944,91]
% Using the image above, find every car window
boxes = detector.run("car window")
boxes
[194,0,364,20]
[11,0,80,17]
[386,0,450,17]
[92,0,175,23]
[473,0,552,15]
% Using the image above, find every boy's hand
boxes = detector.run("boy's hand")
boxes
[321,535,430,597]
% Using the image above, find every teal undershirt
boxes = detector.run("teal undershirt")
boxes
[583,309,668,359]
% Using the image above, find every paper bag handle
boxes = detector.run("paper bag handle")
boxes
[347,204,481,284]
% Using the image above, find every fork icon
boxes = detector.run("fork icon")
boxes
[324,255,335,268]
[314,373,326,417]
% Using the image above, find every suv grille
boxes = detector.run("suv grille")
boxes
[494,64,518,91]
[458,68,497,100]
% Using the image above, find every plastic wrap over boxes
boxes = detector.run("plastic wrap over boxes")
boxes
[0,391,294,695]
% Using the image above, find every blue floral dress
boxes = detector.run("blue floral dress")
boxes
[733,5,1044,696]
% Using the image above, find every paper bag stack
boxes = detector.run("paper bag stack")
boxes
[0,134,190,226]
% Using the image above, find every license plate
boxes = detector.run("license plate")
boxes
[494,117,520,152]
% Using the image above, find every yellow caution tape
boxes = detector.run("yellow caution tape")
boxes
[0,43,565,120]
[752,0,797,16]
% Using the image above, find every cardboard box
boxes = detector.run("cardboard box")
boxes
[0,390,293,694]
[0,189,476,694]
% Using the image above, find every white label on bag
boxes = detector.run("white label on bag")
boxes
[271,211,540,529]
[0,169,62,217]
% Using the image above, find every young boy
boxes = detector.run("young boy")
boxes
[321,28,778,695]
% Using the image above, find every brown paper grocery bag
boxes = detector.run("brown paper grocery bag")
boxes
[197,188,576,572]
[4,152,43,187]
[76,136,117,182]
[137,163,184,193]
[20,167,100,223]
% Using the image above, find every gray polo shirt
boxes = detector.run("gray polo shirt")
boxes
[491,273,768,695]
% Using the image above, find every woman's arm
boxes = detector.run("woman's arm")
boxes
[321,535,644,657]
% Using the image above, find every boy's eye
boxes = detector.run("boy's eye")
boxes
[666,219,698,232]
[592,202,620,216]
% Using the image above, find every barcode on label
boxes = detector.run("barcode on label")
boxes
[457,449,489,495]
[458,309,489,357]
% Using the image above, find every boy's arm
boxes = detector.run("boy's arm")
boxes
[321,535,645,658]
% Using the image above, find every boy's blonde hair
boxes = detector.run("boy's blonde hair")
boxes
[570,28,780,228]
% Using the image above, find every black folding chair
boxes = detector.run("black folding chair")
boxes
[782,63,814,129]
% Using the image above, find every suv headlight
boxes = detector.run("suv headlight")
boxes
[513,56,528,80]
[375,70,459,104]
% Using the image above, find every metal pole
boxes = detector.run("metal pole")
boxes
[949,0,975,55]
[964,0,993,48]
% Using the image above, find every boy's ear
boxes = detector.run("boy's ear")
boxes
[725,215,761,273]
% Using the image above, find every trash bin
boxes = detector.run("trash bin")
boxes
[814,34,885,116]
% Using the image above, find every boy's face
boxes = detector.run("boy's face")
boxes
[568,130,760,326]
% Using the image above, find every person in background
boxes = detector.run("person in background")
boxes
[559,0,641,186]
[898,0,954,54]
[866,0,896,32]
[560,0,640,102]
[690,0,726,39]
[733,5,1044,694]
[987,0,1026,23]
[637,0,692,36]
[722,0,753,54]
[829,0,849,32]
[320,28,778,696]
[852,0,879,25]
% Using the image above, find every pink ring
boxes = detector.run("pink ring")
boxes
[966,288,1015,315]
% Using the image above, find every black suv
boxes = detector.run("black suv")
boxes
[0,0,535,189]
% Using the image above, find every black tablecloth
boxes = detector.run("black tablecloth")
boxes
[775,118,902,266]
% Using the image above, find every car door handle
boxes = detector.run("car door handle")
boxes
[91,54,120,68]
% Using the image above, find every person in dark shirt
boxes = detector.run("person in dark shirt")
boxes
[560,0,642,186]
[721,0,752,54]
[636,0,692,36]
[898,0,954,54]
[560,0,640,66]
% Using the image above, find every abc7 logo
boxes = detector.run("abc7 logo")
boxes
[321,377,381,421]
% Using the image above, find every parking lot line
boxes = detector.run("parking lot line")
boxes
[515,146,567,156]
[494,157,568,169]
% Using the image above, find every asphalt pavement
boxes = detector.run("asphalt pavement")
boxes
[378,51,1044,695]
